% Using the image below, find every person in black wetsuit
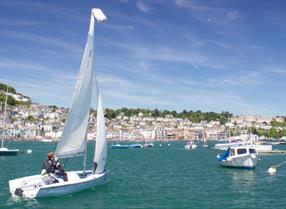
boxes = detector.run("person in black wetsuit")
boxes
[42,152,68,182]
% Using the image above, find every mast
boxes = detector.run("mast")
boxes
[1,85,8,148]
[83,132,88,175]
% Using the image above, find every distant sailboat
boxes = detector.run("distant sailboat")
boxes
[0,85,19,156]
[9,8,109,198]
[202,130,208,148]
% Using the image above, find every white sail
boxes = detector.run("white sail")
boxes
[8,8,109,198]
[55,15,95,158]
[93,92,107,173]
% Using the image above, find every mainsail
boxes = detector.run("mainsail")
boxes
[55,14,95,158]
[93,92,107,173]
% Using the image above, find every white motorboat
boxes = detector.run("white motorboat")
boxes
[214,140,245,151]
[40,139,53,143]
[214,134,272,153]
[217,146,258,169]
[0,85,19,156]
[111,144,129,149]
[215,141,272,153]
[143,142,154,148]
[9,8,109,198]
[130,143,143,148]
[202,144,209,148]
[185,141,197,150]
[0,147,19,156]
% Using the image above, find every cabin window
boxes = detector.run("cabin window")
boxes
[249,148,256,154]
[237,148,247,155]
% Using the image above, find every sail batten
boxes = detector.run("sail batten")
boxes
[55,21,94,159]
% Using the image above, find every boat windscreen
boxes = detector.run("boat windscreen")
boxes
[217,147,230,161]
[249,148,256,154]
[237,148,247,155]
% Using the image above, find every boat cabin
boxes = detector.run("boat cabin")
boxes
[229,147,257,157]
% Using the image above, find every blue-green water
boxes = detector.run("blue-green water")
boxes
[1,141,286,209]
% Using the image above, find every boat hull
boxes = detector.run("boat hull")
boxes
[9,170,109,198]
[0,149,19,156]
[221,155,258,169]
[111,144,129,149]
[184,144,197,150]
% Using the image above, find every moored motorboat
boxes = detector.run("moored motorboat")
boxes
[40,138,53,143]
[143,142,154,148]
[111,144,129,149]
[130,143,143,148]
[217,145,258,169]
[0,147,19,156]
[185,141,197,150]
[215,134,272,153]
[0,85,19,156]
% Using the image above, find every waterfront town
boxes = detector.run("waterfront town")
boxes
[1,85,285,142]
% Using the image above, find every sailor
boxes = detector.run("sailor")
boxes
[54,156,68,182]
[41,152,68,182]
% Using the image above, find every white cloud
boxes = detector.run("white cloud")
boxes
[0,58,52,72]
[174,0,212,11]
[102,39,228,70]
[136,1,151,13]
[264,68,286,74]
[207,71,263,86]
[0,30,82,55]
[0,18,46,26]
[225,10,242,21]
[102,23,135,30]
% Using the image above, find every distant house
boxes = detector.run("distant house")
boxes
[7,93,30,103]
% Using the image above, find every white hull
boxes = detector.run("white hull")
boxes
[0,147,19,156]
[215,142,243,150]
[9,170,109,198]
[185,144,197,150]
[221,154,258,168]
[215,142,272,152]
[41,139,53,143]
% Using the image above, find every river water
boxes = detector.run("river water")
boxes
[0,141,285,209]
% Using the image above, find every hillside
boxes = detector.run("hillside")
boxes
[0,83,31,106]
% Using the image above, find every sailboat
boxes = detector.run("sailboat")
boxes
[0,85,19,156]
[9,8,109,198]
[202,130,208,148]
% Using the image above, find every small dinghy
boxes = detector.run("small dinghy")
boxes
[184,141,197,150]
[9,8,109,198]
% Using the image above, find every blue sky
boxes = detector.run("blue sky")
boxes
[1,0,286,116]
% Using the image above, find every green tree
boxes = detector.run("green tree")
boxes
[269,127,278,138]
[0,83,17,94]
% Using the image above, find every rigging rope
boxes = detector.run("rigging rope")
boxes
[273,160,286,168]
